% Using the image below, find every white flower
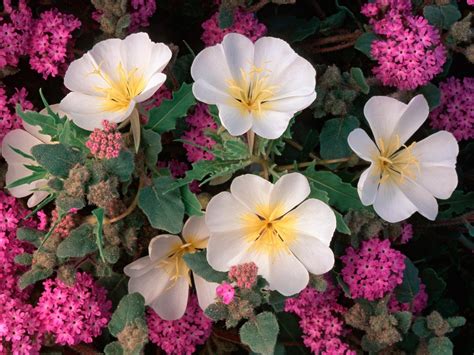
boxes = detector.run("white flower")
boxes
[60,32,172,131]
[124,216,218,320]
[348,95,459,223]
[1,119,53,208]
[205,173,336,296]
[190,33,316,139]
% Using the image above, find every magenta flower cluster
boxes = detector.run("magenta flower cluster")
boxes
[0,0,80,79]
[399,223,414,244]
[182,103,217,163]
[147,295,212,355]
[36,272,112,346]
[388,281,428,315]
[0,87,33,146]
[129,0,157,32]
[201,7,267,46]
[285,280,355,355]
[341,238,406,301]
[429,77,474,141]
[361,0,446,90]
[86,120,123,159]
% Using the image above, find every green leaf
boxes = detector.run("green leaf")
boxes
[93,208,106,262]
[319,10,346,34]
[266,16,320,43]
[146,83,196,133]
[213,139,251,160]
[142,129,162,168]
[16,106,63,139]
[446,316,466,328]
[218,3,234,28]
[355,32,378,59]
[304,166,365,212]
[14,253,33,266]
[108,293,146,336]
[240,312,279,355]
[268,291,287,313]
[418,83,441,111]
[422,268,446,304]
[350,68,370,94]
[138,176,185,234]
[438,190,474,218]
[58,119,89,150]
[104,150,135,182]
[183,250,227,283]
[17,227,44,247]
[394,311,412,334]
[319,116,359,162]
[334,210,351,235]
[428,337,454,355]
[412,318,431,338]
[31,143,84,178]
[424,5,461,30]
[104,342,124,355]
[19,267,53,289]
[276,312,303,346]
[6,170,47,189]
[395,258,420,303]
[180,185,203,216]
[56,224,98,258]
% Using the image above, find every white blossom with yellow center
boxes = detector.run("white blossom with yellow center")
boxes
[348,95,459,223]
[123,216,218,320]
[190,33,317,139]
[60,32,172,131]
[205,173,336,296]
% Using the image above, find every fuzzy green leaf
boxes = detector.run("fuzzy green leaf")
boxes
[438,190,474,218]
[205,303,228,321]
[138,176,185,233]
[428,337,454,355]
[422,268,446,304]
[108,293,146,337]
[266,15,319,43]
[319,116,359,162]
[240,312,279,355]
[350,67,370,94]
[218,3,234,28]
[93,208,106,262]
[418,83,441,111]
[16,227,44,247]
[142,129,162,168]
[14,253,33,266]
[424,5,461,30]
[334,210,351,235]
[16,106,63,139]
[183,250,227,283]
[104,341,124,355]
[31,143,84,178]
[446,316,466,328]
[146,83,196,133]
[104,150,135,182]
[394,311,412,334]
[396,258,420,303]
[355,32,378,59]
[56,224,98,258]
[19,267,53,289]
[180,185,203,216]
[58,119,89,151]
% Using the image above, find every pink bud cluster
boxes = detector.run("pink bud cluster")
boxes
[36,272,112,346]
[201,7,267,46]
[228,262,258,289]
[341,238,406,301]
[51,209,77,238]
[147,295,212,355]
[361,0,446,90]
[182,103,217,163]
[285,280,355,355]
[0,87,33,146]
[0,1,80,78]
[429,77,474,141]
[216,282,235,304]
[86,120,123,159]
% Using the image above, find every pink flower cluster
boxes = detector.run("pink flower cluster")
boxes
[285,281,355,355]
[399,223,413,244]
[0,87,33,146]
[228,262,258,289]
[147,295,212,355]
[0,292,43,355]
[429,77,474,141]
[86,120,123,159]
[0,1,80,78]
[388,281,428,315]
[182,103,217,163]
[362,0,446,90]
[36,272,112,346]
[201,7,267,46]
[129,0,157,32]
[341,238,406,301]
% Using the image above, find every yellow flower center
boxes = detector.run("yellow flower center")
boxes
[242,204,296,256]
[92,62,147,112]
[158,241,200,287]
[374,135,419,184]
[227,65,278,116]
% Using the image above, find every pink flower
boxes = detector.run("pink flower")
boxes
[86,120,123,159]
[388,281,428,315]
[129,0,157,32]
[0,87,33,147]
[216,282,235,304]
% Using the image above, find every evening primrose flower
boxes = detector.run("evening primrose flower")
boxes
[60,32,172,131]
[124,216,218,320]
[205,173,336,296]
[191,33,316,139]
[348,95,459,223]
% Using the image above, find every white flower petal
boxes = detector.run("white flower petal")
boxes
[347,128,378,162]
[363,96,407,144]
[412,131,459,167]
[182,216,209,248]
[134,72,167,102]
[88,38,123,81]
[230,174,273,212]
[63,53,109,95]
[191,44,232,94]
[147,42,173,77]
[265,251,309,296]
[27,189,49,208]
[121,32,152,74]
[270,173,310,216]
[194,273,218,311]
[285,199,336,246]
[357,164,380,206]
[373,180,417,223]
[128,267,169,306]
[124,256,154,278]
[22,122,53,144]
[414,166,458,200]
[397,178,438,221]
[206,191,252,233]
[251,110,294,140]
[192,80,233,105]
[221,33,254,82]
[253,36,298,80]
[289,234,335,275]
[2,129,42,164]
[396,94,429,145]
[268,56,316,99]
[150,277,189,320]
[217,104,253,136]
[148,234,183,262]
[206,230,251,272]
[268,92,316,113]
